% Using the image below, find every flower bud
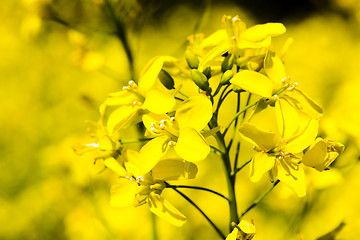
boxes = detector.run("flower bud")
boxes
[158,69,175,89]
[202,66,212,79]
[221,70,233,85]
[191,69,210,92]
[221,53,234,73]
[185,49,199,69]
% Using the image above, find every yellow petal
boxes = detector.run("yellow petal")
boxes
[237,37,272,49]
[152,159,198,180]
[241,23,286,42]
[302,138,328,172]
[239,219,256,234]
[200,29,227,48]
[102,90,140,107]
[138,136,169,173]
[275,98,300,139]
[199,41,231,71]
[148,192,187,227]
[174,127,210,162]
[107,105,141,134]
[285,119,319,153]
[264,51,287,87]
[230,70,274,98]
[276,158,306,197]
[110,178,137,208]
[138,56,164,92]
[283,88,323,119]
[142,88,175,114]
[239,122,279,152]
[250,152,276,182]
[104,157,126,176]
[225,228,238,240]
[175,95,213,131]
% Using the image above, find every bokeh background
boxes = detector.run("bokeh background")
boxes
[1,0,360,239]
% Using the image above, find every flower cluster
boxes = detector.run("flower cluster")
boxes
[75,15,344,238]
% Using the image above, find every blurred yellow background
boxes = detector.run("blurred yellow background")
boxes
[1,0,360,239]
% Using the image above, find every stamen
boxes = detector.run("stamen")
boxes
[288,82,299,91]
[85,143,99,148]
[128,80,136,87]
[136,176,144,183]
[281,76,291,83]
[168,141,176,147]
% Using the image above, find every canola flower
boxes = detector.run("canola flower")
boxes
[75,14,345,239]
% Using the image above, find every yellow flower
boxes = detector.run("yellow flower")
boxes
[141,95,213,164]
[197,15,286,72]
[108,155,198,227]
[239,119,319,197]
[100,56,176,136]
[302,137,345,172]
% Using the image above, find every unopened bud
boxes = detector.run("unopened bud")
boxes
[221,53,234,72]
[158,69,175,89]
[191,69,210,92]
[185,49,199,69]
[221,70,233,85]
[202,66,212,79]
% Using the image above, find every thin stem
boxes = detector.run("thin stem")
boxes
[233,158,252,176]
[240,180,280,218]
[242,93,252,122]
[151,213,158,240]
[166,184,229,201]
[213,83,223,97]
[223,101,257,136]
[104,0,134,79]
[215,84,231,116]
[210,145,225,155]
[227,92,241,151]
[172,188,225,239]
[175,96,185,101]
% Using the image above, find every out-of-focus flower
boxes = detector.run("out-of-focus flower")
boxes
[302,137,345,172]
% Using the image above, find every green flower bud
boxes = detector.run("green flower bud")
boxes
[221,70,233,85]
[158,69,175,89]
[191,69,210,92]
[202,66,211,79]
[221,53,234,73]
[185,49,199,69]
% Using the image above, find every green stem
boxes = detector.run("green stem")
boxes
[223,101,257,136]
[209,116,239,230]
[210,145,225,155]
[227,92,241,151]
[233,158,251,176]
[240,180,280,218]
[172,188,225,239]
[104,0,134,79]
[166,184,229,201]
[215,84,231,117]
[151,212,158,240]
